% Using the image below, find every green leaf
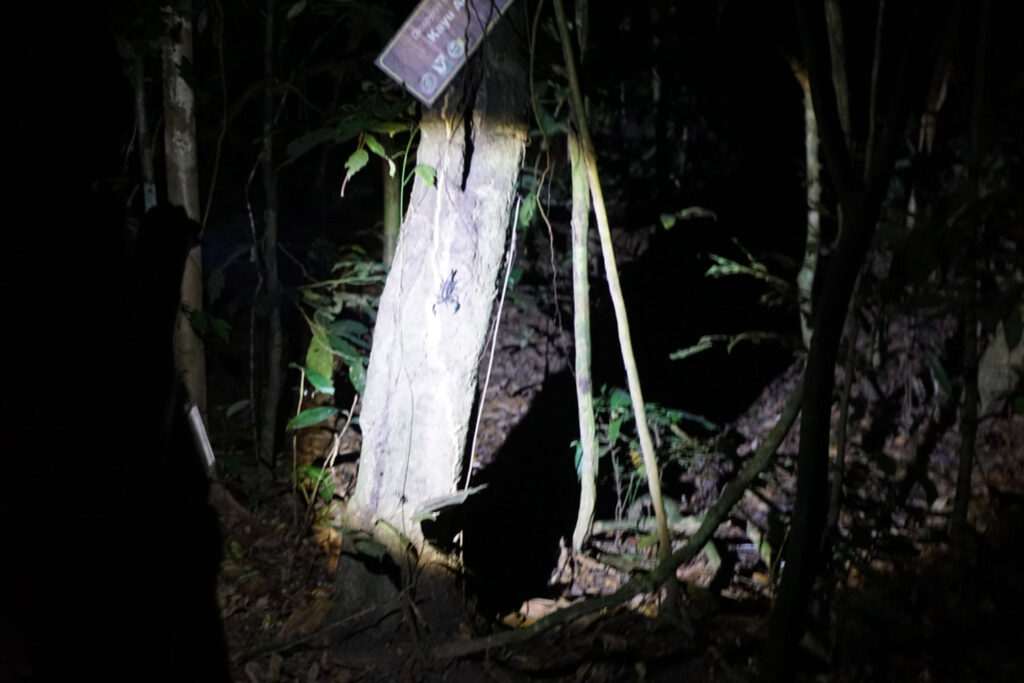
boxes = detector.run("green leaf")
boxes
[344,147,369,174]
[208,316,231,344]
[413,164,435,186]
[607,416,622,445]
[519,192,538,228]
[285,0,306,20]
[297,465,323,480]
[348,361,367,395]
[924,352,953,399]
[364,133,385,158]
[304,367,335,395]
[670,336,717,361]
[225,399,250,419]
[609,387,632,412]
[286,406,339,430]
[364,132,396,177]
[353,537,388,561]
[300,289,332,308]
[329,320,371,350]
[661,206,717,229]
[702,541,722,574]
[329,319,370,337]
[317,481,335,501]
[306,325,334,380]
[297,465,335,502]
[368,121,408,135]
[182,309,231,344]
[508,266,524,288]
[340,148,370,197]
[673,410,717,432]
[328,335,362,365]
[636,533,658,550]
[746,520,773,568]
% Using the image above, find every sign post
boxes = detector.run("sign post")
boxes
[376,0,517,107]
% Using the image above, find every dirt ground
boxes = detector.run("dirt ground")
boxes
[209,229,1024,682]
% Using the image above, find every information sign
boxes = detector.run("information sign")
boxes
[376,0,517,107]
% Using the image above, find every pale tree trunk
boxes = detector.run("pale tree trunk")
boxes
[553,0,674,585]
[162,2,207,418]
[345,22,527,557]
[792,0,848,350]
[792,65,821,350]
[568,132,599,552]
[258,0,284,466]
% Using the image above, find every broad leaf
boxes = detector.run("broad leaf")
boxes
[340,148,370,197]
[286,406,339,430]
[348,361,367,395]
[353,537,388,561]
[413,164,435,186]
[364,133,385,158]
[306,325,334,382]
[285,0,306,20]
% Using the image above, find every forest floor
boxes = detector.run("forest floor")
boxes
[208,227,1024,682]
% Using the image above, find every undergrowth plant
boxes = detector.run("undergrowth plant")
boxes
[579,384,718,535]
[286,248,384,513]
[671,237,801,362]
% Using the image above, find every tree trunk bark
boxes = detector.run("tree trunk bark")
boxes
[553,0,674,584]
[952,0,990,542]
[793,66,821,350]
[763,1,941,678]
[162,2,208,419]
[345,21,527,556]
[259,0,284,467]
[568,132,598,552]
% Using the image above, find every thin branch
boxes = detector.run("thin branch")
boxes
[795,0,858,202]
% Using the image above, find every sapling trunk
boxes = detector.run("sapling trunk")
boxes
[568,132,599,552]
[552,0,673,580]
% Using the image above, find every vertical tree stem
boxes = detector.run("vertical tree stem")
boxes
[568,132,598,551]
[551,0,673,574]
[258,0,284,467]
[162,1,208,418]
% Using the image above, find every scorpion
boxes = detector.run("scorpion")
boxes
[432,268,461,314]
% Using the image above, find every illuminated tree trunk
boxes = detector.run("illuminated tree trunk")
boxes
[792,65,821,350]
[345,23,527,558]
[568,132,599,552]
[162,2,207,418]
